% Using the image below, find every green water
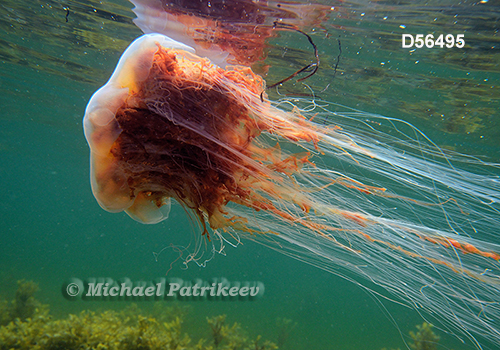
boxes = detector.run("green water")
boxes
[0,0,499,349]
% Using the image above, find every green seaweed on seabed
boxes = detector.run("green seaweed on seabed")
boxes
[409,322,440,350]
[381,322,441,350]
[0,281,278,350]
[0,280,49,326]
[275,317,297,349]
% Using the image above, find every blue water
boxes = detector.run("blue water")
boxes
[1,1,498,349]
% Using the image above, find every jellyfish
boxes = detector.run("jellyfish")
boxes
[83,32,500,349]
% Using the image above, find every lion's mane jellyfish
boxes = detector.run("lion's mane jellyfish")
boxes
[84,33,327,228]
[84,33,500,348]
[129,0,332,67]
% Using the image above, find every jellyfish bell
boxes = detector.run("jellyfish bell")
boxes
[83,33,195,223]
[83,33,500,349]
[130,0,333,67]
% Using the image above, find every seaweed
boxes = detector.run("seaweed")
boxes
[381,322,441,350]
[248,335,278,350]
[0,309,263,350]
[409,323,440,350]
[11,280,44,321]
[205,315,277,350]
[208,314,227,348]
[275,317,296,349]
[207,314,247,349]
[0,282,276,350]
[0,280,48,326]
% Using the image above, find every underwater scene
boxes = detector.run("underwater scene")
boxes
[0,0,499,349]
